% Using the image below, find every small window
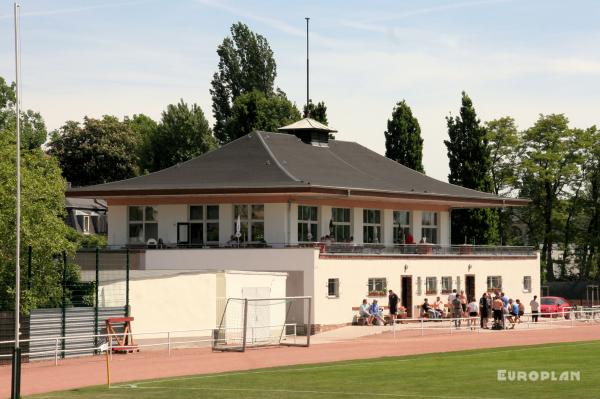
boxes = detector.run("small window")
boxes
[487,276,502,292]
[425,277,437,295]
[82,215,91,235]
[327,278,339,297]
[523,276,532,293]
[367,278,387,295]
[441,276,453,294]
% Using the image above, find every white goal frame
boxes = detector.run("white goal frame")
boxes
[212,296,312,352]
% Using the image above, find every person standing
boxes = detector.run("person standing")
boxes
[459,290,468,316]
[452,294,462,327]
[388,290,399,324]
[530,295,540,322]
[479,292,489,329]
[492,295,504,328]
[467,297,478,329]
[447,289,457,314]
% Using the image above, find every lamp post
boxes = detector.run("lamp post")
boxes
[11,2,22,399]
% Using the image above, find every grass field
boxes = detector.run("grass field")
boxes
[29,341,600,399]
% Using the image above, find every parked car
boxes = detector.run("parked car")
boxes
[540,296,571,319]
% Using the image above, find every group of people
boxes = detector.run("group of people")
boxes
[358,290,401,326]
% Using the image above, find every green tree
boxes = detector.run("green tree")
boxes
[48,116,140,187]
[224,90,301,140]
[445,92,499,244]
[210,22,277,144]
[519,114,585,281]
[303,100,328,124]
[148,100,217,171]
[125,114,158,174]
[384,100,424,173]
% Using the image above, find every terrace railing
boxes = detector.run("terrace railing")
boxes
[320,243,536,257]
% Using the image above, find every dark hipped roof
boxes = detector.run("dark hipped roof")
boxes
[67,132,527,207]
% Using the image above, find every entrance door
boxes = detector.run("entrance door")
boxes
[465,275,476,302]
[401,276,413,317]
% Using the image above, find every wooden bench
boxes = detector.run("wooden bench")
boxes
[352,305,407,325]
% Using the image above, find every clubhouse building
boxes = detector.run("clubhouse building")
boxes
[68,118,540,331]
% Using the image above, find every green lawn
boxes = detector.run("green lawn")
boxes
[30,341,600,399]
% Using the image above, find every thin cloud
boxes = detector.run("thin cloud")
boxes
[0,0,157,20]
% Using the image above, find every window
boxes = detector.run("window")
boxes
[186,205,220,245]
[234,204,264,243]
[298,205,318,242]
[327,278,339,297]
[82,215,91,235]
[523,276,532,293]
[367,278,387,295]
[393,211,410,244]
[487,276,502,292]
[421,212,439,244]
[128,206,158,244]
[441,276,453,294]
[425,277,437,295]
[363,209,381,243]
[331,208,351,241]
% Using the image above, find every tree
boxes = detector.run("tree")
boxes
[210,22,277,144]
[48,116,140,187]
[147,100,217,171]
[125,114,158,174]
[0,116,79,313]
[224,90,301,140]
[519,114,585,281]
[303,100,328,124]
[384,100,424,173]
[445,92,499,244]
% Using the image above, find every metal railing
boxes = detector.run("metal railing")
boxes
[322,243,536,257]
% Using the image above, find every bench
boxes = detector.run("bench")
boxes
[352,305,407,325]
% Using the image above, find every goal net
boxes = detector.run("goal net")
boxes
[212,296,312,352]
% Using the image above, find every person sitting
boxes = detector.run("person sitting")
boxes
[506,298,518,329]
[433,297,445,318]
[422,298,438,319]
[359,299,374,326]
[405,231,414,244]
[517,299,524,323]
[370,299,386,325]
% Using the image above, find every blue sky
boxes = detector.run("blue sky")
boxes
[1,0,599,181]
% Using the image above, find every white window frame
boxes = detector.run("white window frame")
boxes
[421,211,439,244]
[441,276,453,294]
[425,277,437,295]
[128,205,158,244]
[82,215,91,235]
[327,278,340,298]
[393,211,411,244]
[522,276,532,293]
[187,205,220,245]
[233,204,265,243]
[487,276,503,292]
[298,205,318,242]
[363,209,382,244]
[367,277,387,295]
[331,207,352,242]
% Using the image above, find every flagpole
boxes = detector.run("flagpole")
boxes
[305,17,310,114]
[12,2,22,399]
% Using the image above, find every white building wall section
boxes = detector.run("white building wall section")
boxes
[411,210,422,243]
[289,203,299,244]
[313,254,540,325]
[352,208,363,243]
[320,205,332,238]
[440,211,450,245]
[107,205,127,246]
[383,209,394,245]
[264,203,287,245]
[157,204,186,244]
[219,204,234,243]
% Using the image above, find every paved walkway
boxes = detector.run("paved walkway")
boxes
[1,324,599,398]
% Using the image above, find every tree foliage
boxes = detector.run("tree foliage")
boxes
[303,100,328,124]
[146,100,217,172]
[48,116,140,187]
[125,113,158,174]
[445,92,499,244]
[211,22,277,144]
[224,90,301,140]
[384,100,424,173]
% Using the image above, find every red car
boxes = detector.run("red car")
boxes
[540,296,571,319]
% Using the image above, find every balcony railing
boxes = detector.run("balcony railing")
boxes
[320,243,536,257]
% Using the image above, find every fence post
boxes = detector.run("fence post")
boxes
[94,247,100,349]
[61,251,67,359]
[125,248,130,317]
[27,246,32,290]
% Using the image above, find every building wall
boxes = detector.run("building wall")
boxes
[312,254,541,325]
[107,205,127,246]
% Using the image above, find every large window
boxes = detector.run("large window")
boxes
[363,209,381,244]
[421,212,439,244]
[487,276,503,292]
[393,211,410,244]
[425,277,437,295]
[523,276,532,293]
[331,208,351,241]
[327,278,340,298]
[185,205,219,245]
[298,205,318,242]
[441,276,453,294]
[368,278,387,295]
[128,206,158,244]
[234,204,264,243]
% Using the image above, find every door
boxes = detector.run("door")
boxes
[242,287,271,343]
[465,275,476,302]
[401,276,413,317]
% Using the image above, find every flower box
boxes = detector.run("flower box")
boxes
[367,291,387,297]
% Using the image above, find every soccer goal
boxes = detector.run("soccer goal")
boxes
[212,296,312,352]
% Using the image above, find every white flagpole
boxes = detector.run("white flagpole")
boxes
[12,2,22,398]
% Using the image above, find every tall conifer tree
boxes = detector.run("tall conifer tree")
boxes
[384,100,424,173]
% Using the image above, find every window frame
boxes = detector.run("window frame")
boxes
[331,207,352,242]
[441,276,453,294]
[393,211,411,244]
[233,204,265,243]
[82,215,91,235]
[367,277,387,295]
[522,276,532,293]
[297,205,319,242]
[327,278,340,298]
[421,211,439,244]
[128,205,158,244]
[487,276,503,292]
[425,277,437,295]
[185,205,220,246]
[363,209,382,244]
